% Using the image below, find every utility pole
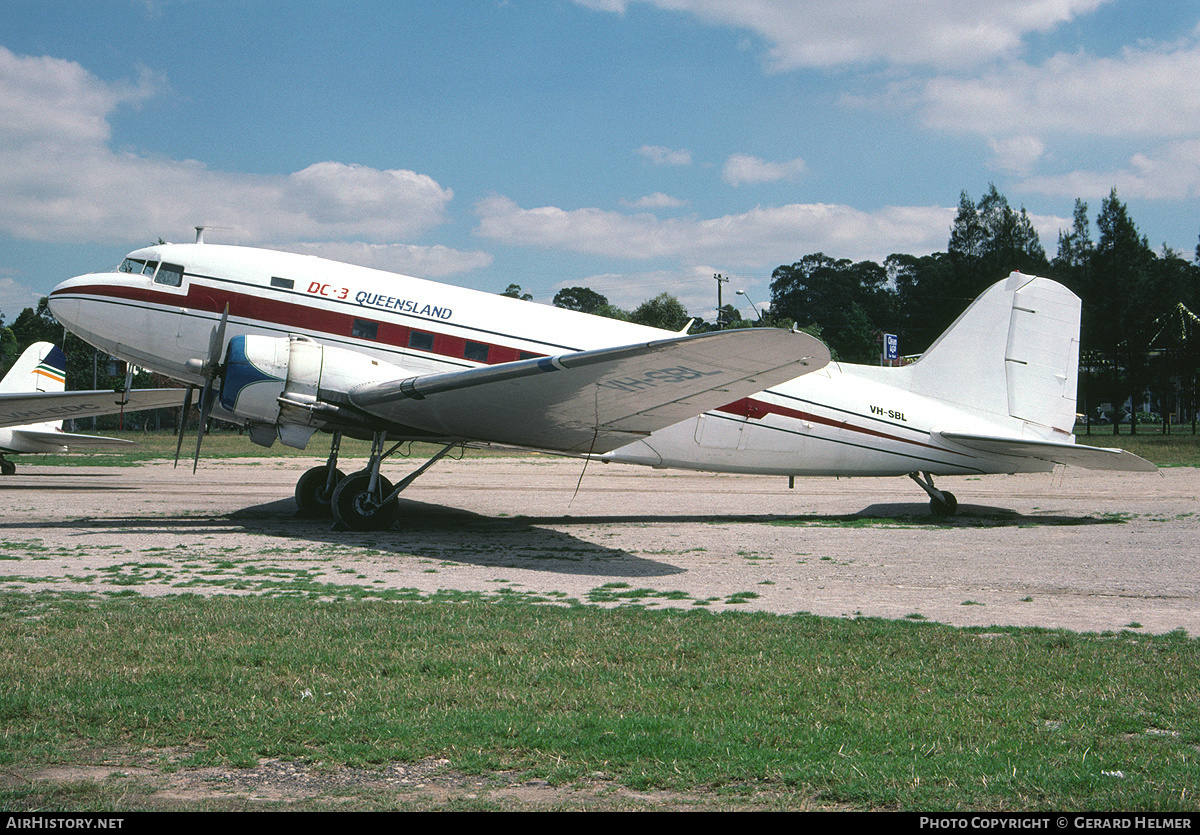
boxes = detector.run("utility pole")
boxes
[714,273,729,328]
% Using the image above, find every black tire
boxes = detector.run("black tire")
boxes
[295,466,346,517]
[0,459,15,476]
[331,471,397,531]
[930,491,958,517]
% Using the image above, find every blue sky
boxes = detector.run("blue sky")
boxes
[2,0,1199,322]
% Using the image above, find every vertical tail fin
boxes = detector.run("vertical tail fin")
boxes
[906,273,1080,439]
[1,342,68,394]
[0,342,69,432]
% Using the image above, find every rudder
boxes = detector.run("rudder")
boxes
[907,273,1080,439]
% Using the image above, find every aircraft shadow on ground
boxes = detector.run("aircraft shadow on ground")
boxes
[0,495,1124,582]
[231,497,689,578]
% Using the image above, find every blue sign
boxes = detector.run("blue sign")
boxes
[884,333,898,361]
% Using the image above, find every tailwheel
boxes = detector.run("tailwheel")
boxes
[929,490,958,518]
[909,472,959,518]
[331,471,397,531]
[295,466,346,518]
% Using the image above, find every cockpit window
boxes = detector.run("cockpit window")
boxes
[119,258,146,273]
[155,263,184,287]
[142,261,159,276]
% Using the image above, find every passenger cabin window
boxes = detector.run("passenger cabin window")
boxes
[351,319,379,340]
[408,330,434,352]
[270,276,294,289]
[155,263,184,287]
[464,341,489,363]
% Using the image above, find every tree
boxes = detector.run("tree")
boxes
[629,293,689,331]
[1054,199,1093,272]
[886,251,956,355]
[552,286,608,314]
[1084,189,1155,432]
[769,254,895,363]
[500,283,532,301]
[950,185,1048,298]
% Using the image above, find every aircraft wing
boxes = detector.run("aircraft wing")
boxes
[936,431,1158,472]
[8,429,138,448]
[0,389,187,429]
[350,328,830,454]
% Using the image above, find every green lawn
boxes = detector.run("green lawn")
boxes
[0,594,1196,811]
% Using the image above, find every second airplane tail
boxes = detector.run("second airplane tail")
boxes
[1,343,69,434]
[1,342,68,396]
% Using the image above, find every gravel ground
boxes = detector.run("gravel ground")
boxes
[1,455,1195,634]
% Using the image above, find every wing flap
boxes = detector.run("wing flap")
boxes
[0,389,187,429]
[937,431,1157,472]
[350,328,829,453]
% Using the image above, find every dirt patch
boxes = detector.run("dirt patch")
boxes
[1,748,829,811]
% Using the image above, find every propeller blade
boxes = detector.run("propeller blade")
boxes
[192,370,218,474]
[174,385,195,468]
[207,304,229,371]
[186,303,229,473]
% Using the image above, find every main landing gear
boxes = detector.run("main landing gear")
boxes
[0,456,15,476]
[294,430,457,531]
[909,471,958,517]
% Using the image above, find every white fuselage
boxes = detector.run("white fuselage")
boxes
[48,243,1044,479]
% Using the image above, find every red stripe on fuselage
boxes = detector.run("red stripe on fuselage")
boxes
[54,280,543,367]
[716,396,954,456]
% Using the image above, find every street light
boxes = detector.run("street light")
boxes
[735,289,762,322]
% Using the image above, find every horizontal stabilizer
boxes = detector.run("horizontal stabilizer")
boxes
[10,429,138,449]
[351,328,830,454]
[0,389,187,430]
[937,431,1157,472]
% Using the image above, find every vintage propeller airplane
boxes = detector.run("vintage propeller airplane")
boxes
[44,231,1154,529]
[0,341,184,474]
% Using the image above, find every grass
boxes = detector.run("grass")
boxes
[1074,426,1200,467]
[0,592,1197,811]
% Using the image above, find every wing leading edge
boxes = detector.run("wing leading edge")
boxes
[0,389,187,430]
[350,328,830,454]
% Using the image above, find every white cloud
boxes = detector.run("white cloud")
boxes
[622,192,687,209]
[578,0,1113,70]
[988,135,1045,176]
[722,153,807,186]
[0,48,159,148]
[0,46,468,267]
[287,241,493,278]
[476,194,955,266]
[920,41,1200,139]
[637,145,692,166]
[1021,140,1200,201]
[0,276,43,318]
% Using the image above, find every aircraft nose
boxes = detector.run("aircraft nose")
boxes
[46,276,84,327]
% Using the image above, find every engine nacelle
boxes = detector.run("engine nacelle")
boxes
[219,334,407,447]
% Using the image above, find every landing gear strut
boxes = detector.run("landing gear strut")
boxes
[295,430,346,517]
[909,471,958,517]
[295,431,458,531]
